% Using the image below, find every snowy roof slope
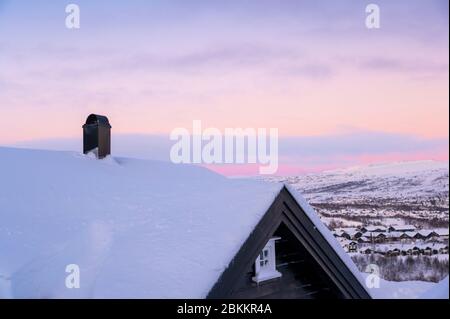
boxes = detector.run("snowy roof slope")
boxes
[0,147,367,298]
[0,147,284,298]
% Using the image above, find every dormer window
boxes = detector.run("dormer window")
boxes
[252,237,282,283]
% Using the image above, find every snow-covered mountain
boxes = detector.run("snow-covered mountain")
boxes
[264,161,449,227]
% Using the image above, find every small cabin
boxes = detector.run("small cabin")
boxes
[423,247,433,256]
[399,232,412,240]
[391,248,401,256]
[435,229,449,239]
[361,226,387,233]
[426,231,440,241]
[348,241,358,253]
[363,232,386,243]
[388,225,416,232]
[412,247,422,255]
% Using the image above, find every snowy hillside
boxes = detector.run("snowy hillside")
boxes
[264,161,449,227]
[268,160,448,201]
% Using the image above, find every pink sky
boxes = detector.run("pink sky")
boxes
[0,1,448,174]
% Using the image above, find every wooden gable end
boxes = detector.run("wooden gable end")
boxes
[207,186,371,299]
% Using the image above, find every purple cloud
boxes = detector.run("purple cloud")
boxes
[360,58,448,74]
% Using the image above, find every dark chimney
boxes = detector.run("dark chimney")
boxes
[82,114,111,159]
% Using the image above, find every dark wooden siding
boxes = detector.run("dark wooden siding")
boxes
[229,223,344,299]
[207,187,371,299]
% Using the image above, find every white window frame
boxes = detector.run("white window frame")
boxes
[252,237,282,283]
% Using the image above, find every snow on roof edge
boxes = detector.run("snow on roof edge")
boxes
[284,184,371,297]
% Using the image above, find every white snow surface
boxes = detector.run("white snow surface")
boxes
[0,147,367,299]
[421,276,449,299]
[361,274,446,299]
[265,160,449,202]
[0,147,281,298]
[361,275,449,299]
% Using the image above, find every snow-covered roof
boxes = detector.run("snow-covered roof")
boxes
[389,225,416,231]
[362,232,386,238]
[386,232,400,238]
[345,229,362,236]
[416,230,437,237]
[334,228,361,237]
[404,231,417,238]
[386,231,419,238]
[0,147,367,298]
[371,244,397,252]
[336,237,357,245]
[435,229,449,236]
[362,226,387,232]
[0,147,283,298]
[333,230,344,236]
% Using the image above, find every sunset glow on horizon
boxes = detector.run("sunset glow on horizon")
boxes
[1,0,448,175]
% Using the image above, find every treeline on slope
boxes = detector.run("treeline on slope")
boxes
[352,254,449,283]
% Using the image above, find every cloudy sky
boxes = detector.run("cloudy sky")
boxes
[0,0,448,175]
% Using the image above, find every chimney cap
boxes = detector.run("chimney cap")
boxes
[83,114,111,128]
